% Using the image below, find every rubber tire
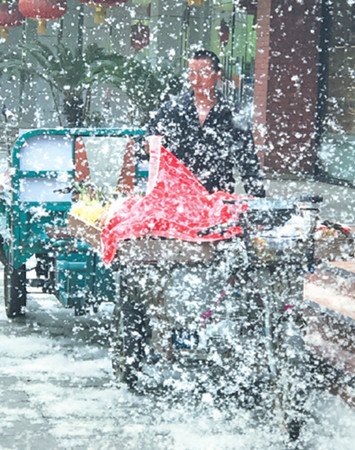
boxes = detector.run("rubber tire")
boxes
[250,265,308,443]
[271,274,308,445]
[4,263,27,318]
[110,301,147,389]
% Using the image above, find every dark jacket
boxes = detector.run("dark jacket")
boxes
[146,90,265,197]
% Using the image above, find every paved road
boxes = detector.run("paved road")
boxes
[235,178,355,225]
[266,179,355,225]
[0,267,354,450]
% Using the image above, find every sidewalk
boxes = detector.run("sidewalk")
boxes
[267,178,355,225]
[261,178,355,381]
[236,176,355,225]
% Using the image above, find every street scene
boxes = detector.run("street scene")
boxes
[0,267,354,450]
[0,0,354,449]
[0,173,354,449]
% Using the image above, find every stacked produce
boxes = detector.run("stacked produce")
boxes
[70,183,109,227]
[71,197,107,226]
[313,222,353,261]
[70,182,130,228]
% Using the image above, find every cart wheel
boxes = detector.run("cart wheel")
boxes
[110,301,147,390]
[287,418,303,442]
[4,263,27,318]
[271,275,309,444]
[252,265,309,443]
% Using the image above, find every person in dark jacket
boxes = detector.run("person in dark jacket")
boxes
[146,49,265,197]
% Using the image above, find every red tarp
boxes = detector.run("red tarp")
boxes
[101,145,249,264]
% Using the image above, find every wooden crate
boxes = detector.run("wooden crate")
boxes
[67,213,101,250]
[314,234,354,261]
[67,213,220,265]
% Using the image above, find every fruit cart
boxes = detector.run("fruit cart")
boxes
[1,127,324,442]
[103,194,321,442]
[0,127,144,317]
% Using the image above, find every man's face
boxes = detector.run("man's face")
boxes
[188,58,221,95]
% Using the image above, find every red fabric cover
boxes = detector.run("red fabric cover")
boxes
[101,146,249,264]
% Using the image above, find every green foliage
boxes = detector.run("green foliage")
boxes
[0,42,104,89]
[0,42,182,127]
[97,55,182,124]
[0,42,112,126]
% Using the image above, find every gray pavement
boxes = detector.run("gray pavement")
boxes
[267,178,355,225]
[235,176,355,225]
[1,266,355,450]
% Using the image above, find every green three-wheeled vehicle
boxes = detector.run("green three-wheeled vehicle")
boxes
[0,127,146,317]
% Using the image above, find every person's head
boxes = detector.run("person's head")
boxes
[188,50,222,96]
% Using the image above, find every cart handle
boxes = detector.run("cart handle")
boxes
[223,195,323,205]
[299,195,323,203]
[197,220,241,237]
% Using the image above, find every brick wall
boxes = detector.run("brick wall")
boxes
[254,0,322,174]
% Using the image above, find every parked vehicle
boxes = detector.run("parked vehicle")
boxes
[0,128,143,317]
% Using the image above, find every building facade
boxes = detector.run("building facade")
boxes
[0,0,353,183]
[253,0,354,183]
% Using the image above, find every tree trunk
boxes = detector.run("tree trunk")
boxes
[63,91,84,127]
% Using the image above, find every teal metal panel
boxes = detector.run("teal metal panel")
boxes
[55,250,93,309]
[6,127,145,308]
[8,127,145,268]
[92,255,116,303]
